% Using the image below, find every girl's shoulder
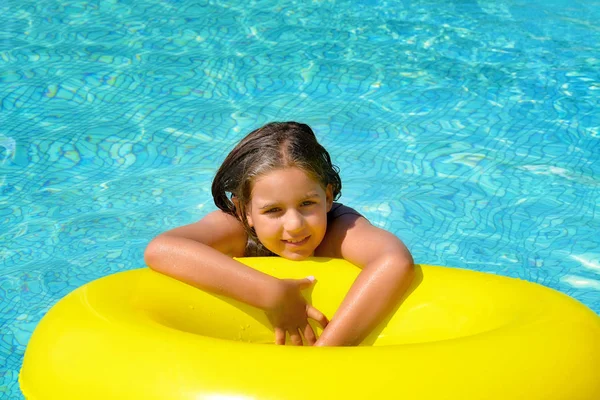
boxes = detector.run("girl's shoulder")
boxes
[164,210,247,257]
[319,203,412,267]
[203,210,248,257]
[317,202,367,258]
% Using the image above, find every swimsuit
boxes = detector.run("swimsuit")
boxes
[327,202,363,223]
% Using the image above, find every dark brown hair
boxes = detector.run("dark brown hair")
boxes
[211,121,342,255]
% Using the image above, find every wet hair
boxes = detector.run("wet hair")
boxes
[211,121,342,256]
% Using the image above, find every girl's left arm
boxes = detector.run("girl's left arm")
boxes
[314,215,415,346]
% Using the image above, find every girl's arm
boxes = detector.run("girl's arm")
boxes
[144,211,273,308]
[144,210,328,345]
[314,216,415,346]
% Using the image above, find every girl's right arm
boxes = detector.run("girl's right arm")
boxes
[144,210,279,309]
[143,210,327,345]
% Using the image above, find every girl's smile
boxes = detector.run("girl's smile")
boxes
[246,167,333,260]
[282,236,310,245]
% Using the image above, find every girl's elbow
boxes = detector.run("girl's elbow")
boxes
[386,242,414,268]
[397,244,415,277]
[387,251,415,283]
[384,235,414,273]
[388,255,415,295]
[403,260,416,284]
[402,253,415,273]
[144,236,168,272]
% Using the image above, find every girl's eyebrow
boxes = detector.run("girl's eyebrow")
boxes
[259,202,279,210]
[258,192,320,210]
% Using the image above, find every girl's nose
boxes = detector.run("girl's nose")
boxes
[283,209,305,232]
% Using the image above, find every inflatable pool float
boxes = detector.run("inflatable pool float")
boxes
[20,258,600,399]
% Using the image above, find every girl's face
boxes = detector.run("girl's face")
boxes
[246,167,333,260]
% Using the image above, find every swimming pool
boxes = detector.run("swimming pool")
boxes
[1,0,599,397]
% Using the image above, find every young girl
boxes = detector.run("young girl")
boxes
[144,122,414,346]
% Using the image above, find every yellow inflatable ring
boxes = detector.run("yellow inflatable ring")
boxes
[20,258,600,399]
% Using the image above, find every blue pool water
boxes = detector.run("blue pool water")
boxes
[1,0,599,397]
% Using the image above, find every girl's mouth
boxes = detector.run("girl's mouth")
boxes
[282,236,310,246]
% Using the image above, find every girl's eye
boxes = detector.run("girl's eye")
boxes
[301,201,316,206]
[264,208,281,214]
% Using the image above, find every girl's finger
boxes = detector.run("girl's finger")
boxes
[289,328,303,346]
[303,323,317,345]
[306,305,329,328]
[295,276,316,290]
[274,327,285,345]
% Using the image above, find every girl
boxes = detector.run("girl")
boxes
[144,122,414,346]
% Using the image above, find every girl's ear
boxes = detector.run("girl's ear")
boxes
[246,212,254,228]
[233,195,254,227]
[325,184,333,212]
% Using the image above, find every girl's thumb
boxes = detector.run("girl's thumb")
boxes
[298,276,316,289]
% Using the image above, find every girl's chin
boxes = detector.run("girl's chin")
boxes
[276,250,313,261]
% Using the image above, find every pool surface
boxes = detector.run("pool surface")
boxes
[1,0,599,398]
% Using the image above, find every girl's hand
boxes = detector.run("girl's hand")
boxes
[266,277,329,346]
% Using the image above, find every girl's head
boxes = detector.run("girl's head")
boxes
[212,121,342,258]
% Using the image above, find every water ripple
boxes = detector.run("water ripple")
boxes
[2,0,600,397]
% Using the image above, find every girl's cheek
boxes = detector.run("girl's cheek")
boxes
[258,218,278,233]
[310,213,327,227]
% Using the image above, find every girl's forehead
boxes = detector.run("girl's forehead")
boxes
[250,167,325,197]
[254,166,317,185]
